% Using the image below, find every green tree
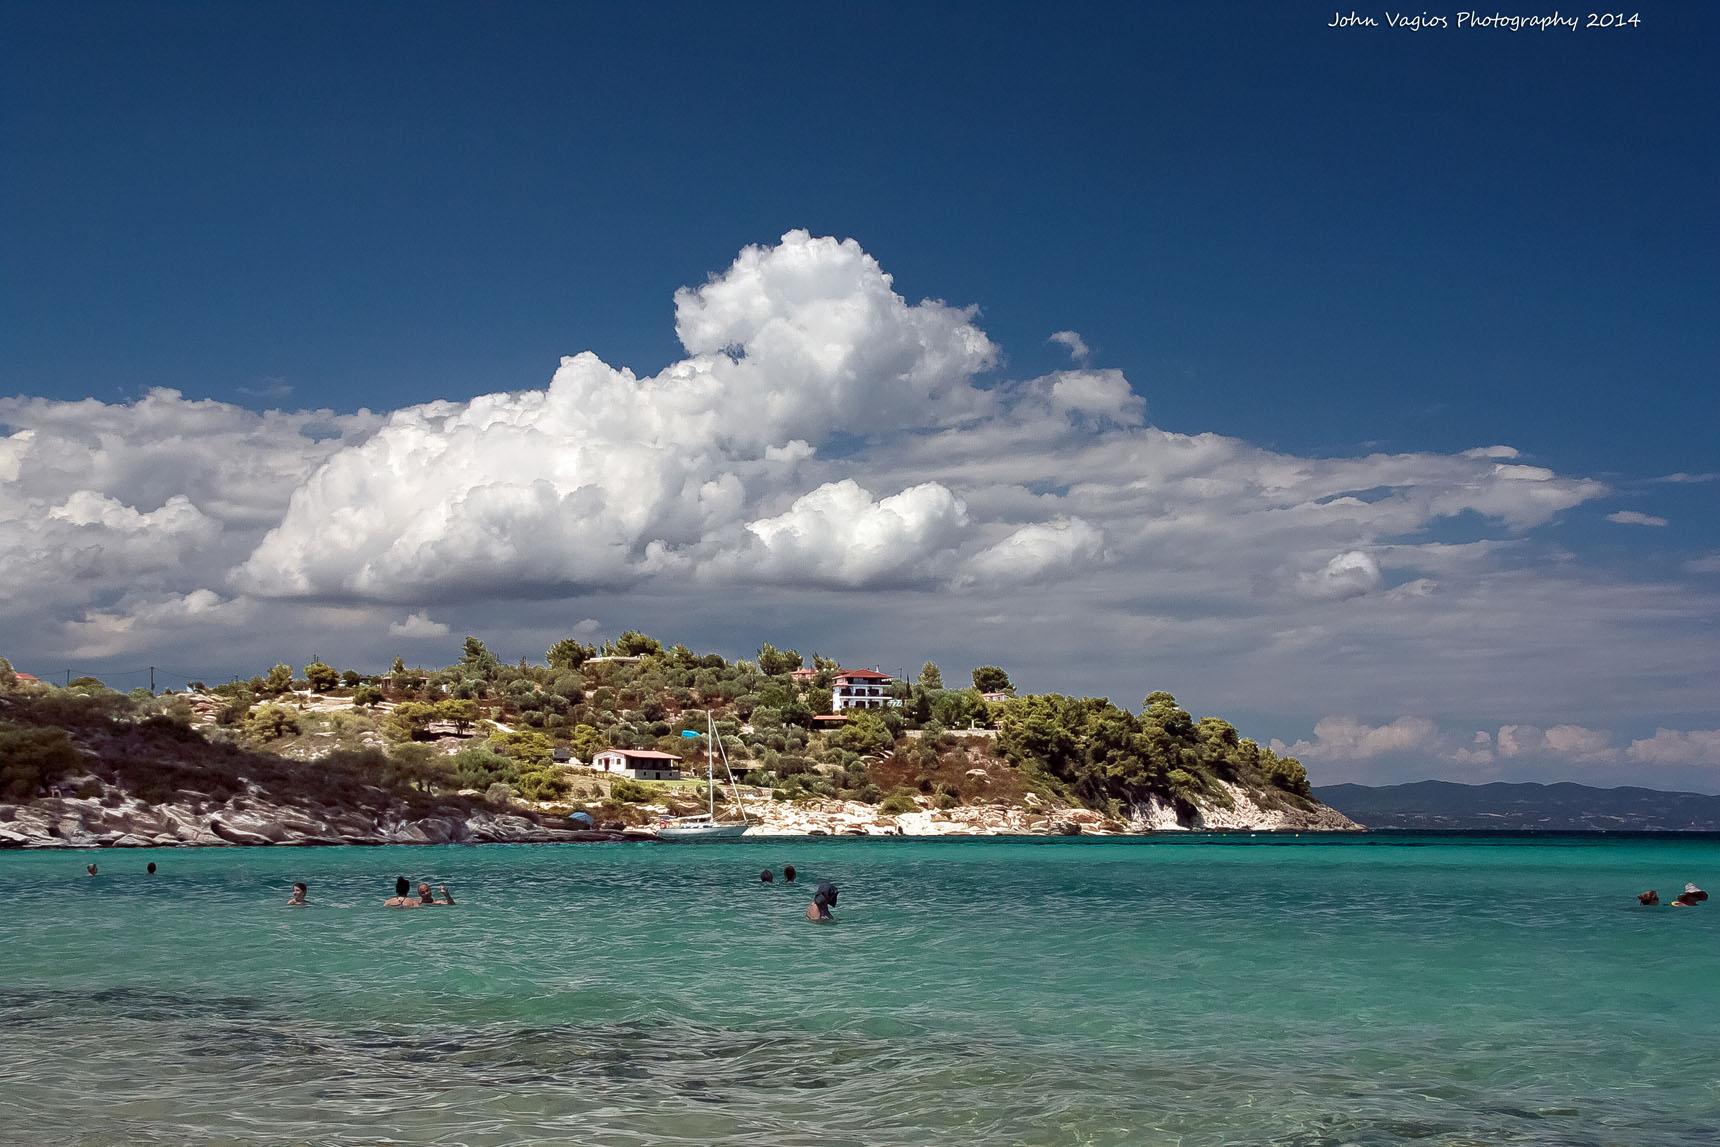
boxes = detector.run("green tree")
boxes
[568,723,607,763]
[971,666,1013,694]
[0,657,16,692]
[385,701,440,741]
[243,704,301,743]
[461,636,500,679]
[488,729,554,767]
[260,663,294,696]
[918,662,943,690]
[450,745,519,790]
[390,656,406,675]
[931,689,986,729]
[434,698,481,735]
[610,630,663,657]
[547,637,596,671]
[757,643,803,676]
[303,661,339,692]
[341,670,362,688]
[831,711,894,755]
[386,742,456,793]
[0,725,82,800]
[351,685,385,708]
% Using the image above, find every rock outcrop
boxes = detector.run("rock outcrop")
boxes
[734,785,1357,837]
[0,792,627,849]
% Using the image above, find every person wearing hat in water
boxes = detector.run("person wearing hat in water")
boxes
[1671,883,1707,907]
[806,882,839,922]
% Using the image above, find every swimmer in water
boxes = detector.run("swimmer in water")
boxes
[147,862,156,875]
[1638,890,1660,906]
[1671,883,1707,907]
[782,865,796,883]
[805,881,839,922]
[384,876,418,908]
[417,882,455,905]
[86,863,98,877]
[287,882,308,906]
[760,868,775,883]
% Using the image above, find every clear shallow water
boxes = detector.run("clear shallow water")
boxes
[2,834,1718,1146]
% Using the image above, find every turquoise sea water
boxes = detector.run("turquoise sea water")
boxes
[2,834,1718,1146]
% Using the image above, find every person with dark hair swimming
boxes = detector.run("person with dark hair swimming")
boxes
[384,876,416,908]
[1639,890,1660,906]
[806,882,839,922]
[782,865,797,883]
[760,869,775,883]
[287,882,308,906]
[147,862,156,875]
[86,863,97,877]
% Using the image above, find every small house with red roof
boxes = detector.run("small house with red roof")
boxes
[589,748,684,781]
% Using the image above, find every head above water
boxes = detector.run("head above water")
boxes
[760,869,774,882]
[418,883,434,902]
[146,862,156,874]
[293,882,307,894]
[783,865,796,882]
[812,882,839,917]
[86,863,97,875]
[1684,883,1707,902]
[1639,890,1659,905]
[395,876,409,897]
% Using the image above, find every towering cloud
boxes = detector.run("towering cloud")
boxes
[3,230,1713,777]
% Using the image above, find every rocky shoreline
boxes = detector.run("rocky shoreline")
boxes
[1,781,1359,849]
[738,781,1360,836]
[0,794,629,849]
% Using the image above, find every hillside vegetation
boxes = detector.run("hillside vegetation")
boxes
[0,638,1321,825]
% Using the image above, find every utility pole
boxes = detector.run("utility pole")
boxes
[64,668,71,687]
[149,666,156,695]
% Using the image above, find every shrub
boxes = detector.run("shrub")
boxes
[303,661,340,692]
[0,725,83,800]
[242,704,301,744]
[609,778,651,803]
[450,746,518,791]
[878,789,919,815]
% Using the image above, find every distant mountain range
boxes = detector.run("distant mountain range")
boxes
[1314,780,1720,831]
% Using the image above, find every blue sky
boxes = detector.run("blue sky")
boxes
[2,2,1717,788]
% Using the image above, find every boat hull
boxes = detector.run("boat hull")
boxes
[656,823,750,841]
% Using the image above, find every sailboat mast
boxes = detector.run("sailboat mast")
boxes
[707,710,715,819]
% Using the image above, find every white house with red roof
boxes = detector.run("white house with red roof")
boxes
[589,748,684,781]
[831,667,900,712]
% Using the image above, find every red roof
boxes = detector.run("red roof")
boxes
[13,671,38,682]
[602,749,682,761]
[834,668,892,680]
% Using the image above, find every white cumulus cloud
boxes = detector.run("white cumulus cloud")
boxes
[1275,715,1438,762]
[1626,728,1720,767]
[389,611,450,638]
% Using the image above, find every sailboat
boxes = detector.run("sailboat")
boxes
[656,710,749,840]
